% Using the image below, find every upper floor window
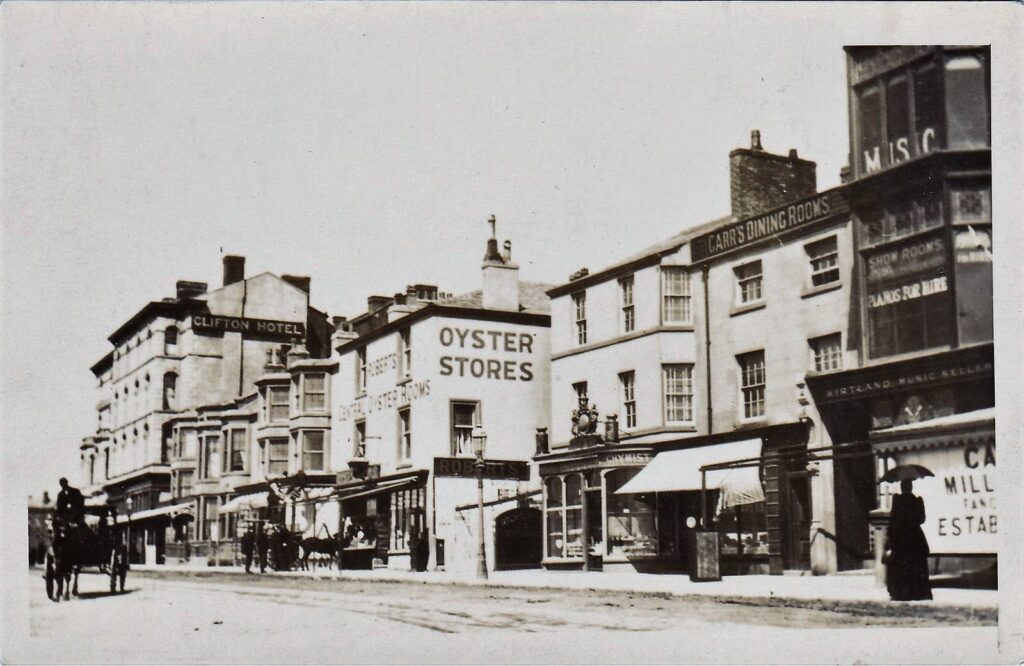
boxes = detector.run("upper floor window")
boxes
[398,408,412,461]
[266,438,289,477]
[573,381,588,405]
[301,428,325,469]
[104,448,110,479]
[399,329,412,378]
[224,429,247,473]
[201,434,220,479]
[734,260,763,305]
[945,54,989,149]
[302,373,326,412]
[451,401,479,456]
[662,267,692,323]
[619,371,636,429]
[809,334,843,372]
[356,348,367,394]
[806,236,840,287]
[176,470,193,498]
[663,364,694,424]
[619,276,635,334]
[268,386,290,422]
[738,351,766,420]
[164,326,178,354]
[572,292,587,345]
[162,372,177,410]
[353,420,367,458]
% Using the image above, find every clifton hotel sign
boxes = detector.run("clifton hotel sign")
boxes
[692,190,848,262]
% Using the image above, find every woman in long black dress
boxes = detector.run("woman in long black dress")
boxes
[886,479,933,601]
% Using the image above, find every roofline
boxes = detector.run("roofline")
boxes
[547,252,666,298]
[106,300,191,346]
[90,350,116,376]
[335,303,550,355]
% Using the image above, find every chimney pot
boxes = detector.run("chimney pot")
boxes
[502,240,512,262]
[788,148,799,159]
[223,255,245,287]
[751,129,762,151]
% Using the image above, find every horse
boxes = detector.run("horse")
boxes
[299,537,338,571]
[45,517,127,601]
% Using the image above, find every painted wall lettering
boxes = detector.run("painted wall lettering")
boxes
[437,326,536,381]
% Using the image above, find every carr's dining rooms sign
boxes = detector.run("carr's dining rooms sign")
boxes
[433,457,531,481]
[192,314,306,341]
[891,440,996,554]
[691,190,847,262]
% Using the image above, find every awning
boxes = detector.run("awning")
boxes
[337,478,420,503]
[615,439,764,508]
[220,492,269,514]
[297,486,336,502]
[871,407,995,454]
[115,502,194,524]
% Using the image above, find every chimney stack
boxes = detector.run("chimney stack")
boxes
[729,130,817,219]
[481,216,520,311]
[223,255,245,287]
[367,295,392,313]
[175,280,208,300]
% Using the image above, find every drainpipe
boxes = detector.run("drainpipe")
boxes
[702,265,713,435]
[238,278,248,396]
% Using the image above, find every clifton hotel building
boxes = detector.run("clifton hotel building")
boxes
[74,45,992,581]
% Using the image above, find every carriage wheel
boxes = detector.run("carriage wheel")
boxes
[45,554,55,601]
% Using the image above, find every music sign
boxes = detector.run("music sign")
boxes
[433,457,531,481]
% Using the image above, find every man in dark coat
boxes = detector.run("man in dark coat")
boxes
[256,524,270,574]
[886,479,933,601]
[55,478,84,528]
[241,526,256,574]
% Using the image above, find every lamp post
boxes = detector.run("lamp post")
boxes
[125,497,134,565]
[471,426,488,580]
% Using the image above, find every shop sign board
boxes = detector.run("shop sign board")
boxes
[433,457,531,481]
[810,354,993,404]
[866,236,947,283]
[891,441,996,554]
[191,314,306,340]
[691,191,846,262]
[539,450,653,476]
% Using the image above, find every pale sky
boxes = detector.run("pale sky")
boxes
[1,3,1017,500]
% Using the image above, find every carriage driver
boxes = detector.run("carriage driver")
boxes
[55,477,85,529]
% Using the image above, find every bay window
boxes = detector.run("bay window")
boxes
[302,373,326,412]
[301,431,326,471]
[224,429,247,473]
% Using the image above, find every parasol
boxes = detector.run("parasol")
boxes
[879,464,934,484]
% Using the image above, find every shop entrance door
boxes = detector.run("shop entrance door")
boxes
[783,471,811,570]
[585,490,603,569]
[494,508,542,570]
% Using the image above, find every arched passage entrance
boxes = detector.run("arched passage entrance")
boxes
[494,507,542,570]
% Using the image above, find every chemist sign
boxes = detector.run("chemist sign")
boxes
[892,440,997,554]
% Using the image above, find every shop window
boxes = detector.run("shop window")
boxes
[450,401,479,456]
[302,373,326,412]
[201,434,220,479]
[224,429,247,473]
[564,475,583,559]
[662,267,691,323]
[544,477,564,558]
[867,266,952,358]
[806,236,840,287]
[619,371,636,429]
[302,431,325,471]
[612,275,633,334]
[356,348,367,394]
[397,409,412,461]
[572,292,587,345]
[715,502,769,556]
[268,386,289,422]
[262,438,288,477]
[733,260,763,305]
[738,351,766,420]
[662,364,694,424]
[809,334,843,372]
[399,329,412,378]
[605,469,657,557]
[201,497,218,540]
[945,55,989,149]
[390,486,425,552]
[352,420,367,458]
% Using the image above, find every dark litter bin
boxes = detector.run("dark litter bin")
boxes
[690,530,721,582]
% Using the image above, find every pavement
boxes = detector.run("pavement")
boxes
[134,561,998,611]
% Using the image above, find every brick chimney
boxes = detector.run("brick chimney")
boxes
[282,275,311,295]
[175,280,208,300]
[481,216,520,311]
[223,255,245,287]
[729,130,817,219]
[367,295,392,313]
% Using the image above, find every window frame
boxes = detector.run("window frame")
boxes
[661,267,692,324]
[265,437,289,477]
[738,351,767,420]
[662,364,694,424]
[223,428,247,473]
[302,372,327,412]
[398,408,412,462]
[200,432,220,479]
[301,430,326,472]
[805,236,841,288]
[619,275,635,334]
[450,400,481,457]
[399,329,412,379]
[572,291,587,345]
[733,260,764,306]
[353,420,367,458]
[356,348,368,394]
[619,371,637,429]
[267,385,290,423]
[809,333,844,372]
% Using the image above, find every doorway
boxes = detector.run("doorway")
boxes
[494,507,542,570]
[782,470,812,570]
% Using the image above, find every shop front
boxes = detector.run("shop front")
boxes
[334,470,429,571]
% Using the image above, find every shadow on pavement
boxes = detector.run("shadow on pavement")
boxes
[72,589,137,601]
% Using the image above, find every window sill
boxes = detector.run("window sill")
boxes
[396,462,413,470]
[729,301,766,317]
[800,281,842,299]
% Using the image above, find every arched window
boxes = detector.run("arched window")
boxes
[162,372,177,410]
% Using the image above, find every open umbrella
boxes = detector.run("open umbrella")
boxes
[879,464,934,484]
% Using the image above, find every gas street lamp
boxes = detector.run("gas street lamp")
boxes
[125,497,134,565]
[471,426,488,580]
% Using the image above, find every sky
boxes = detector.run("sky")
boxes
[0,3,1013,501]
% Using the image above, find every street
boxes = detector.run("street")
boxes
[20,568,998,664]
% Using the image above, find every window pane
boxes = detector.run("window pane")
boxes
[945,55,988,149]
[886,75,912,165]
[565,474,582,507]
[545,477,563,508]
[605,469,657,557]
[857,85,884,174]
[914,62,944,154]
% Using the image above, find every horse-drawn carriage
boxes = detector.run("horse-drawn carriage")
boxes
[43,506,129,601]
